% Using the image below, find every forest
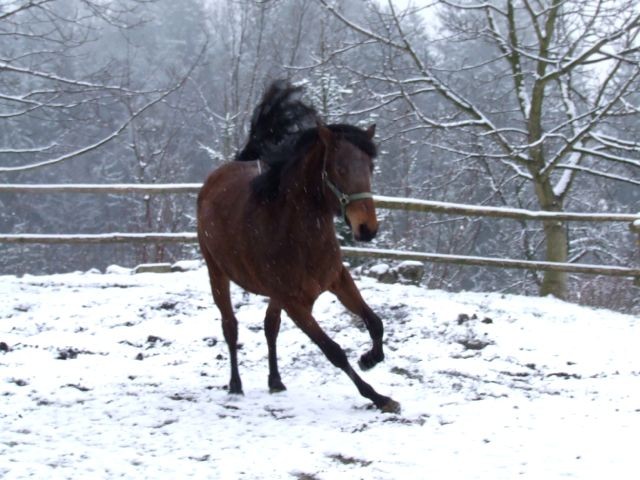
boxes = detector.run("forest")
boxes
[1,0,638,313]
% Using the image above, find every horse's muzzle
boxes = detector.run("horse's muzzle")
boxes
[355,223,377,242]
[346,200,378,242]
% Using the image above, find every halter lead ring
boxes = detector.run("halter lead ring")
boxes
[322,171,373,222]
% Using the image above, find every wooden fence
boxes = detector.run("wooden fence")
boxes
[1,183,639,282]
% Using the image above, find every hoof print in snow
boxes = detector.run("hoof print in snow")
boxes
[57,348,79,360]
[146,335,171,348]
[264,406,294,420]
[390,366,424,382]
[203,336,218,347]
[327,453,372,467]
[456,313,479,325]
[156,301,177,311]
[188,454,211,462]
[57,347,93,360]
[383,415,427,426]
[291,473,321,480]
[457,338,491,351]
[547,372,582,380]
[0,341,9,353]
[56,347,97,360]
[63,383,91,392]
[169,393,196,402]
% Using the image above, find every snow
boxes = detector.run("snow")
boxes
[368,263,391,275]
[1,268,639,479]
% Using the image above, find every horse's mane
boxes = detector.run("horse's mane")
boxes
[235,80,318,162]
[236,80,377,202]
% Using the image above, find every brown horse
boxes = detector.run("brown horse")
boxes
[197,82,399,413]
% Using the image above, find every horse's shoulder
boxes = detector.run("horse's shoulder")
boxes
[206,160,258,183]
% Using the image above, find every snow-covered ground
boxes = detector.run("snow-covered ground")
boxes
[1,266,638,479]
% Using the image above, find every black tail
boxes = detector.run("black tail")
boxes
[236,80,318,161]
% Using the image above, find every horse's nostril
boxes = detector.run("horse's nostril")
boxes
[358,224,377,242]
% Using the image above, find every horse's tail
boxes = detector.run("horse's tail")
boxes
[235,80,318,161]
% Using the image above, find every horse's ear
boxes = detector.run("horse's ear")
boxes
[317,122,333,147]
[366,124,376,139]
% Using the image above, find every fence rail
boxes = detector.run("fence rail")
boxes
[2,183,639,280]
[1,183,638,223]
[1,233,638,278]
[0,183,202,194]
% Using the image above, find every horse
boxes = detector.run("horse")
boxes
[197,81,399,413]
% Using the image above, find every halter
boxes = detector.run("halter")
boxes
[322,170,373,222]
[320,129,374,222]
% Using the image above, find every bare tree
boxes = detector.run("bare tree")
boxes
[320,0,640,298]
[0,0,210,274]
[0,0,200,175]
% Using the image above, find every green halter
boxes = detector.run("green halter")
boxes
[322,170,373,222]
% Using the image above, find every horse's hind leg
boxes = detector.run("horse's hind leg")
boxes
[264,299,286,393]
[329,267,385,371]
[206,264,243,395]
[283,300,399,414]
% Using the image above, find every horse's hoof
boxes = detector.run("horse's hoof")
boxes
[269,383,287,394]
[268,375,286,393]
[358,350,384,371]
[228,380,244,395]
[379,398,401,414]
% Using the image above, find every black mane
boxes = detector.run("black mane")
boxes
[252,124,377,202]
[235,80,318,162]
[236,81,377,202]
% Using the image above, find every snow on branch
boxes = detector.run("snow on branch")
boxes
[540,12,640,83]
[553,164,640,187]
[0,62,167,96]
[319,0,530,165]
[0,92,169,173]
[0,0,51,21]
[0,41,207,173]
[573,146,640,170]
[590,133,640,152]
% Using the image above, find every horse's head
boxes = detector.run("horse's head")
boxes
[318,124,378,242]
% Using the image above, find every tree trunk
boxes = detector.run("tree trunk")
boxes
[540,218,568,298]
[534,178,569,299]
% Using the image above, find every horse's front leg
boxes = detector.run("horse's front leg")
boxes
[329,266,385,371]
[283,299,399,413]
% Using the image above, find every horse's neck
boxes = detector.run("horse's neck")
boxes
[287,149,330,212]
[279,151,336,236]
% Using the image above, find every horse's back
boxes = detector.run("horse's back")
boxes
[197,161,276,294]
[197,161,256,256]
[197,161,256,218]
